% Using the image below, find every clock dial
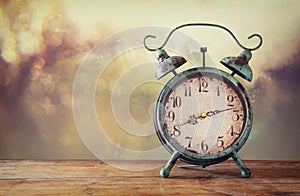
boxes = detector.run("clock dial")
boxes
[163,71,247,155]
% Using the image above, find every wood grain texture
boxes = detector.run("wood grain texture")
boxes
[0,160,299,195]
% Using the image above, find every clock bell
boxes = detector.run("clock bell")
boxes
[221,50,253,82]
[155,49,187,80]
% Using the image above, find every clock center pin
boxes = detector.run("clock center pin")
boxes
[199,112,207,120]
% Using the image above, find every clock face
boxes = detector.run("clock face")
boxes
[156,68,251,157]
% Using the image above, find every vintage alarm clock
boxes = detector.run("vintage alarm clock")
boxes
[143,23,263,178]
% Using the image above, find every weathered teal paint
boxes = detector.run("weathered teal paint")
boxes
[144,23,262,178]
[221,50,253,82]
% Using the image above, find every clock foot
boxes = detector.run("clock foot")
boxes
[160,151,180,178]
[231,150,251,178]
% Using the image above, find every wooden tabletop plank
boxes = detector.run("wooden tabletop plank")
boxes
[0,160,299,195]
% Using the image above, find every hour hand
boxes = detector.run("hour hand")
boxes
[181,111,210,125]
[181,114,198,125]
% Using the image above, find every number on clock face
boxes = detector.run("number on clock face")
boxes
[164,74,246,155]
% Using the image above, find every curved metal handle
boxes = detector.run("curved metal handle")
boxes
[143,23,263,52]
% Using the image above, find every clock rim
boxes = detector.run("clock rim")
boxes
[154,67,253,166]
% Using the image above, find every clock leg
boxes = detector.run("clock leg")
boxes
[160,151,180,178]
[231,150,251,178]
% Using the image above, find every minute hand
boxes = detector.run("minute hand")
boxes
[206,108,236,117]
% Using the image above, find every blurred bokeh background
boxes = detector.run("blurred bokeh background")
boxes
[0,0,299,160]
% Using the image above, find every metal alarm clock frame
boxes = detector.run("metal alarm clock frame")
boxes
[143,23,263,178]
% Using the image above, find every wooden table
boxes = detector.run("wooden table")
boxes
[0,160,299,195]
